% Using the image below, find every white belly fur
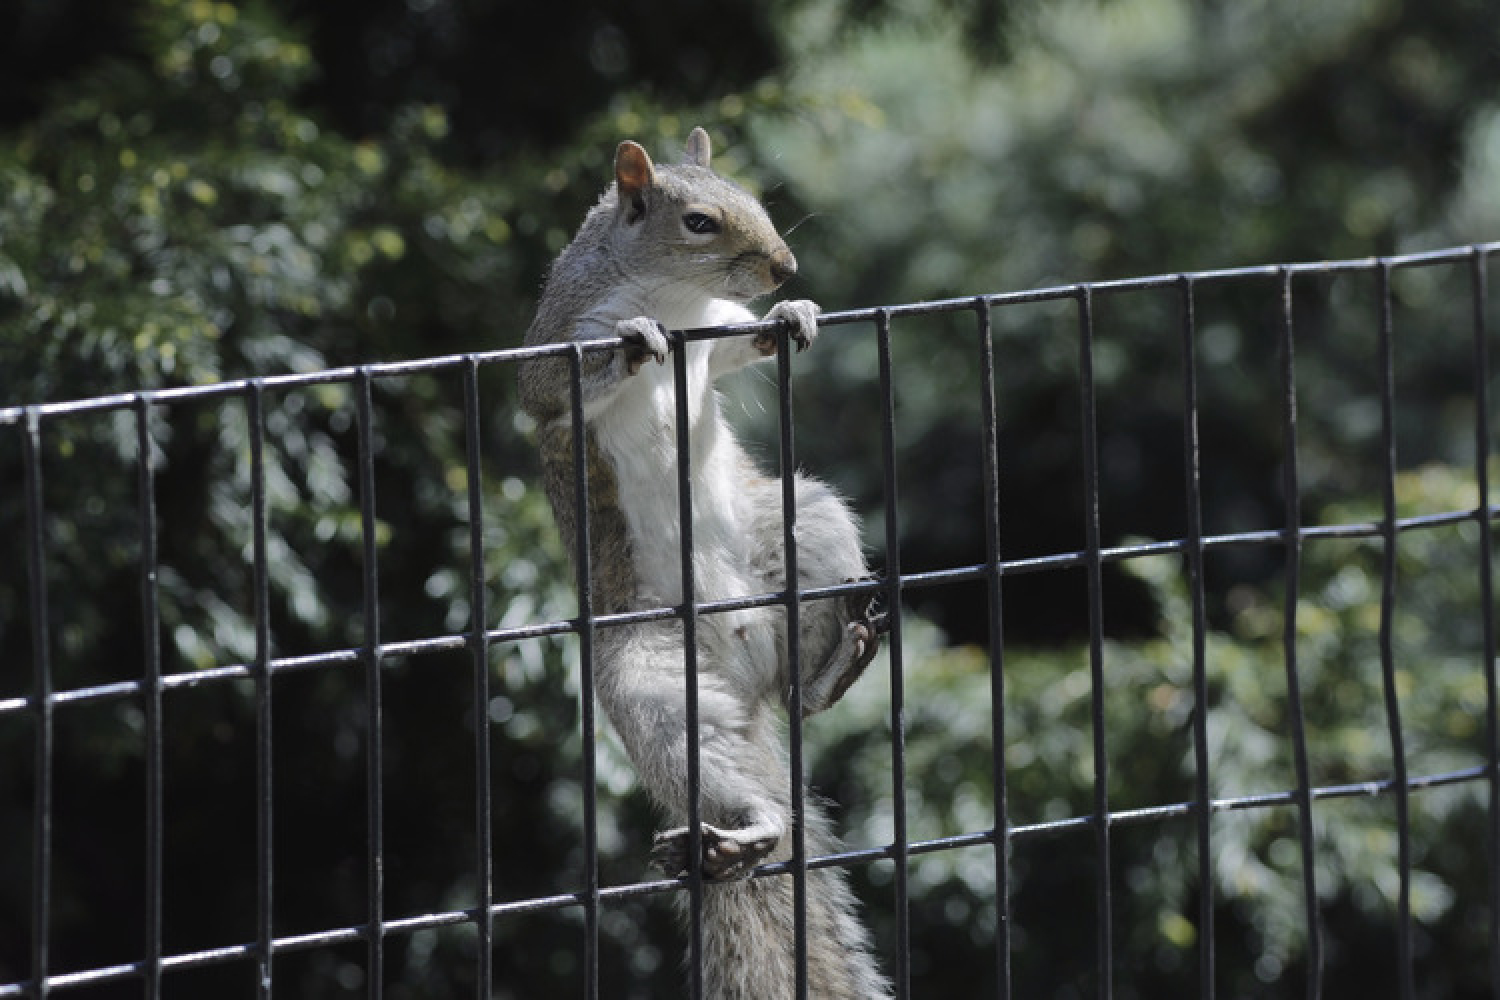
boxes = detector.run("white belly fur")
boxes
[590,329,782,690]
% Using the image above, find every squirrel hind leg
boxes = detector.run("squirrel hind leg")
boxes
[652,814,784,881]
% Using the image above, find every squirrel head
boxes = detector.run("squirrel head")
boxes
[607,127,798,304]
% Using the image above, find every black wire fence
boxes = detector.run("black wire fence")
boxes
[3,243,1500,997]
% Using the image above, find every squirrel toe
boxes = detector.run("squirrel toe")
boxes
[762,299,822,353]
[617,316,671,373]
[651,824,778,881]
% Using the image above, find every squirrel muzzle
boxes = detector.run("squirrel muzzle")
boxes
[769,248,798,288]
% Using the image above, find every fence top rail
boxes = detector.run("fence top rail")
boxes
[4,242,1496,426]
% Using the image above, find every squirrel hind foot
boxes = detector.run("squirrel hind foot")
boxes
[651,822,780,882]
[817,619,883,714]
[850,581,891,638]
[799,585,889,719]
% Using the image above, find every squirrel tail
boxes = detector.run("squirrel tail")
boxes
[693,801,892,1000]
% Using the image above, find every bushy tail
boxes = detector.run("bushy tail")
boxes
[692,804,891,1000]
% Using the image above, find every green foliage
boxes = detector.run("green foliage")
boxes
[2,0,1497,995]
[0,0,527,397]
[0,2,581,994]
[815,462,1495,994]
[0,0,550,669]
[726,0,1500,650]
[763,0,1498,298]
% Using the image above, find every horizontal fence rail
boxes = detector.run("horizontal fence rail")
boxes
[3,242,1500,998]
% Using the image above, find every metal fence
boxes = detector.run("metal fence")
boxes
[3,242,1500,998]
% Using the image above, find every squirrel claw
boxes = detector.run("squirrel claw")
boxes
[756,299,821,356]
[617,316,671,374]
[826,588,889,706]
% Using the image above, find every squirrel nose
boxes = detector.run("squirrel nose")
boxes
[770,250,798,287]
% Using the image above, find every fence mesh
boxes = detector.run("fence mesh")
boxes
[2,243,1499,997]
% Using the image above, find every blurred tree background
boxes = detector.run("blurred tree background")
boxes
[1,0,1498,996]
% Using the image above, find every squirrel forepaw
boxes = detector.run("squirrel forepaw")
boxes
[617,316,671,374]
[755,299,822,355]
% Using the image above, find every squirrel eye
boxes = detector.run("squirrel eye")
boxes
[683,212,720,235]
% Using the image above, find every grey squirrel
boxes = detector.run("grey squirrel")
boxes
[518,127,892,999]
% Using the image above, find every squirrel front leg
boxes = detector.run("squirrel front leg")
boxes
[519,316,674,422]
[709,298,822,379]
[756,299,822,355]
[575,316,674,416]
[615,316,672,374]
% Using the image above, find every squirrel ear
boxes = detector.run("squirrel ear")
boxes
[615,140,655,222]
[683,127,712,168]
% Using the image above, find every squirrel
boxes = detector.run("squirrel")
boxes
[518,127,892,1000]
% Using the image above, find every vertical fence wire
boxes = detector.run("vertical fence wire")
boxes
[875,309,912,999]
[670,335,707,1000]
[134,396,164,1000]
[566,347,602,1000]
[776,325,812,1000]
[1178,277,1215,999]
[247,382,275,999]
[1374,263,1416,997]
[354,371,386,997]
[461,361,496,997]
[1472,247,1500,999]
[1277,269,1324,999]
[1076,285,1114,1000]
[974,298,1012,1000]
[22,408,53,1000]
